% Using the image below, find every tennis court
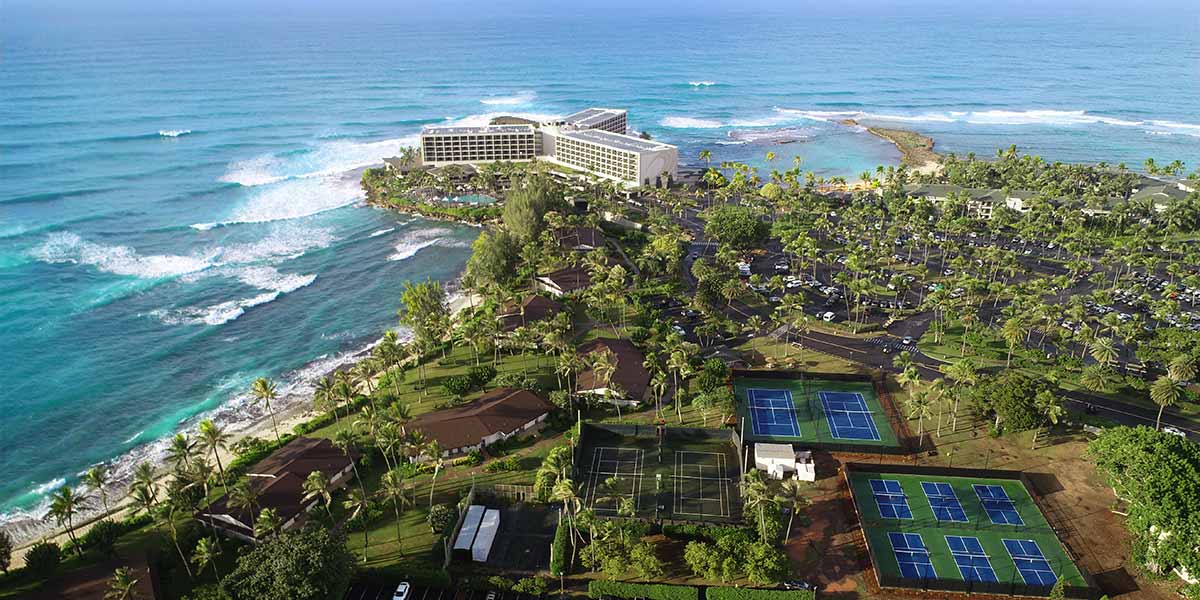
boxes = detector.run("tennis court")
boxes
[746,388,801,437]
[576,424,743,523]
[733,374,901,448]
[847,467,1086,593]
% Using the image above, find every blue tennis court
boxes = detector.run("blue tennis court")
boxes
[819,391,881,440]
[889,532,937,579]
[974,484,1024,525]
[1003,539,1058,586]
[922,482,969,522]
[946,535,999,583]
[871,479,913,519]
[746,388,800,437]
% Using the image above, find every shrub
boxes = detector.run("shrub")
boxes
[494,373,543,393]
[487,575,514,590]
[705,587,815,600]
[358,564,451,589]
[427,504,457,534]
[24,541,61,579]
[80,519,122,556]
[484,455,521,473]
[468,365,497,388]
[587,581,698,600]
[663,523,754,542]
[549,516,570,576]
[513,577,549,596]
[442,375,472,398]
[458,450,484,467]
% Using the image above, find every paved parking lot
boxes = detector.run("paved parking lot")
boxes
[345,582,450,600]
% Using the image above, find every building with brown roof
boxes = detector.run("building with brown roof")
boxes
[197,437,358,543]
[556,226,606,251]
[576,338,650,405]
[406,387,555,455]
[497,294,564,333]
[535,266,592,296]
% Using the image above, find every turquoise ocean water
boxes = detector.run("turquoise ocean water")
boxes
[1,11,1198,538]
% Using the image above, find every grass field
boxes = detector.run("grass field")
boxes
[847,469,1086,590]
[577,425,743,523]
[733,376,901,448]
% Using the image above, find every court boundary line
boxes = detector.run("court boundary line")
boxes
[672,450,732,518]
[746,387,801,438]
[586,446,644,514]
[819,390,882,441]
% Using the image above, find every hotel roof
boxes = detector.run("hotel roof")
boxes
[564,107,626,128]
[560,128,674,153]
[422,124,535,136]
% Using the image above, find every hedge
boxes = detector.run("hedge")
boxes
[357,564,451,589]
[588,581,699,600]
[705,587,815,600]
[549,516,570,576]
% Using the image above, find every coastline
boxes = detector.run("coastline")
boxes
[842,119,942,174]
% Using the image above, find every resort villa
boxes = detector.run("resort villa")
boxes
[419,108,678,188]
[405,387,555,456]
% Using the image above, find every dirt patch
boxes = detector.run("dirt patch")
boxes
[785,469,866,595]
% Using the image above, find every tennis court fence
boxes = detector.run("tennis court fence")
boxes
[842,463,1101,599]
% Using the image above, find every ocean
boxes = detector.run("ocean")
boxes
[1,10,1198,540]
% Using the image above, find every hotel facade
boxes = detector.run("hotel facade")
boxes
[419,108,677,188]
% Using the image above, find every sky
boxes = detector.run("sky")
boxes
[5,0,1200,23]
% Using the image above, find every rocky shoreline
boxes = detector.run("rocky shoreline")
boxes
[842,119,941,173]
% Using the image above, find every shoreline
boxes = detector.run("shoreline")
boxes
[841,119,942,174]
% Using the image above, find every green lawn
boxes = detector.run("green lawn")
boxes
[847,469,1086,589]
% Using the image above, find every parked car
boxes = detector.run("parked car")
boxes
[822,311,836,322]
[1163,426,1187,438]
[394,582,411,600]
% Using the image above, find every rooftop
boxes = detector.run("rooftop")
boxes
[563,107,626,128]
[422,124,535,136]
[577,338,650,400]
[406,387,554,450]
[559,128,674,153]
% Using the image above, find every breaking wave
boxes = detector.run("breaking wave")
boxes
[689,80,718,87]
[32,232,214,279]
[776,107,1200,137]
[158,129,192,137]
[661,116,725,129]
[479,91,537,106]
[218,136,418,187]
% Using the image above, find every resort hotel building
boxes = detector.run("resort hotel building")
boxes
[419,108,677,188]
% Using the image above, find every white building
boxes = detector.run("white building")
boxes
[417,107,677,188]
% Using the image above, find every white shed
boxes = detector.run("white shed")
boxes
[471,508,500,562]
[794,450,816,482]
[754,443,797,480]
[453,505,485,551]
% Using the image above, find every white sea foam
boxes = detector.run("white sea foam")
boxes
[689,80,717,87]
[32,232,213,279]
[480,90,537,106]
[230,265,317,293]
[200,176,364,230]
[123,430,144,444]
[151,291,282,326]
[772,107,1200,137]
[661,116,725,129]
[218,136,419,187]
[369,227,395,238]
[212,223,337,265]
[158,129,192,137]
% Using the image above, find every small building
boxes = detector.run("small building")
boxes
[472,508,501,562]
[406,387,554,456]
[556,226,606,252]
[198,437,359,543]
[453,504,487,557]
[535,266,592,296]
[497,294,563,333]
[754,442,798,480]
[1130,184,1188,212]
[576,338,650,405]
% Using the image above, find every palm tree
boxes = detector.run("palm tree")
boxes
[250,377,282,443]
[908,390,933,439]
[741,471,773,542]
[130,484,156,517]
[46,485,89,551]
[227,478,261,516]
[774,478,810,543]
[254,507,283,539]
[425,440,446,507]
[314,376,340,423]
[1031,390,1066,449]
[378,469,414,555]
[166,433,197,473]
[1000,317,1026,367]
[332,429,367,499]
[104,567,141,600]
[302,471,334,521]
[1090,337,1118,367]
[551,478,584,564]
[343,488,371,563]
[192,537,222,581]
[1168,355,1196,383]
[133,462,157,503]
[1150,375,1185,430]
[197,419,231,489]
[83,465,111,515]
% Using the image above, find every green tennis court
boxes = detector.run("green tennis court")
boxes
[847,469,1086,590]
[733,375,900,448]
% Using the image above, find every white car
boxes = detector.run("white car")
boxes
[821,311,836,322]
[394,582,411,600]
[1163,426,1186,438]
[775,262,789,271]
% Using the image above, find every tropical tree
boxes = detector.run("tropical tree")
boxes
[83,465,112,515]
[104,567,141,600]
[250,377,282,443]
[1167,355,1196,383]
[332,429,367,499]
[46,485,89,552]
[302,471,334,521]
[1150,375,1185,430]
[227,478,261,516]
[197,418,232,489]
[343,488,371,563]
[192,537,222,582]
[425,440,446,507]
[167,433,198,473]
[254,507,283,540]
[1031,390,1066,449]
[378,469,414,555]
[774,478,809,543]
